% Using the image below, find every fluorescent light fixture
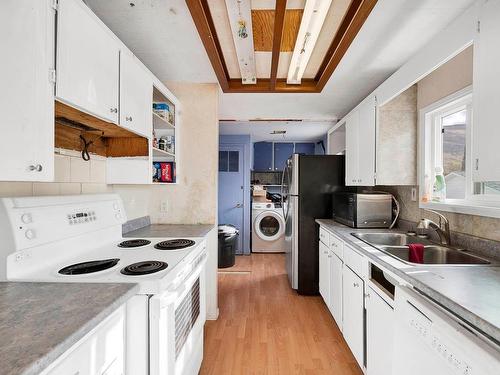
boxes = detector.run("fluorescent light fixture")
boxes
[287,0,332,84]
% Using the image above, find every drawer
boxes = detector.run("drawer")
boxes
[319,227,330,246]
[329,233,344,259]
[344,243,365,277]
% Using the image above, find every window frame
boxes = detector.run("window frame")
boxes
[419,85,500,218]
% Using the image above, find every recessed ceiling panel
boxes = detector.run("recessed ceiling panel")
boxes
[252,9,303,52]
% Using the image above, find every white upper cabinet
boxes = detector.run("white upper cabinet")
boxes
[56,0,120,123]
[345,95,376,186]
[0,0,55,181]
[120,51,153,137]
[472,0,500,182]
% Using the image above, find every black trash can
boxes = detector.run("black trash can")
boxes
[218,224,239,268]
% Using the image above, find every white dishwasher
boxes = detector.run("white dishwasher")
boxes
[392,286,500,375]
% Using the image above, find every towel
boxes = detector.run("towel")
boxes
[408,243,425,264]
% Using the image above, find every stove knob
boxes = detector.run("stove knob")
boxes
[21,213,32,224]
[25,229,35,240]
[113,203,119,210]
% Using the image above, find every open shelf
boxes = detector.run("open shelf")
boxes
[153,111,175,130]
[152,147,175,158]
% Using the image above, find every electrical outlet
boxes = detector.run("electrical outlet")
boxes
[411,187,417,202]
[160,199,168,213]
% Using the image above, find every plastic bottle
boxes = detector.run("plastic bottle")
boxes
[432,166,446,202]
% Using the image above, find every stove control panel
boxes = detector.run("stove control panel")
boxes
[67,210,97,225]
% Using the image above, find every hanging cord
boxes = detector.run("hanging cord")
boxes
[79,132,104,161]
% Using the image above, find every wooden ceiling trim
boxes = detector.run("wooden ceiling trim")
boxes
[227,78,317,93]
[270,0,287,90]
[186,0,230,91]
[252,10,303,52]
[315,0,378,91]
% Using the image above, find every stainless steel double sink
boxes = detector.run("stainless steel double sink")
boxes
[352,232,491,266]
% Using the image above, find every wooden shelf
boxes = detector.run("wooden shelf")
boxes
[152,147,175,158]
[152,111,175,130]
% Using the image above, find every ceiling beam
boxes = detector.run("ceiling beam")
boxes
[186,0,230,91]
[315,0,378,91]
[270,0,287,90]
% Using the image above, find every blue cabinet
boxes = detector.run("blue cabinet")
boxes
[273,143,294,171]
[253,142,273,171]
[295,142,315,155]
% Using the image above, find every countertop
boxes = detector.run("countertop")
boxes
[0,282,138,375]
[124,224,215,238]
[316,219,500,346]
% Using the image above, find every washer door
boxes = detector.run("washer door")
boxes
[254,211,285,241]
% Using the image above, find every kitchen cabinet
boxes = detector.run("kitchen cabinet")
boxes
[294,142,315,155]
[327,122,346,155]
[273,143,294,171]
[319,241,330,305]
[42,306,125,375]
[120,51,153,138]
[366,286,394,375]
[345,96,376,186]
[253,142,273,171]
[328,251,343,330]
[0,0,55,182]
[472,0,500,182]
[56,0,120,124]
[342,265,364,367]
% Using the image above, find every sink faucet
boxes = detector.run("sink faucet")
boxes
[417,209,451,245]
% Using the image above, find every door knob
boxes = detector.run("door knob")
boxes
[28,164,43,172]
[235,203,243,208]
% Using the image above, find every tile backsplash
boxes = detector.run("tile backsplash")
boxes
[0,149,111,198]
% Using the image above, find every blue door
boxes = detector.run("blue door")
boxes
[295,142,315,155]
[274,143,294,171]
[218,145,245,254]
[253,142,273,171]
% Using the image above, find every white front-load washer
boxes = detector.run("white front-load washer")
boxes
[252,202,286,253]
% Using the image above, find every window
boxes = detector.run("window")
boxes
[420,86,500,217]
[219,150,239,172]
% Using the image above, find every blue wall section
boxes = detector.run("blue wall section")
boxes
[219,135,251,255]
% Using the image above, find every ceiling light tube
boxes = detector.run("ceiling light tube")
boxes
[287,0,332,84]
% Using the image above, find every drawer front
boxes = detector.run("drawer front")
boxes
[319,227,330,246]
[344,243,364,277]
[329,233,344,259]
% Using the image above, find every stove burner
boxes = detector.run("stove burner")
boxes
[120,261,168,276]
[58,258,120,275]
[154,239,196,250]
[118,239,151,248]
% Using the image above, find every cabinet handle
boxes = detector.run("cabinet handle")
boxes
[365,293,370,299]
[353,282,359,287]
[125,116,133,121]
[328,255,332,258]
[110,107,118,113]
[323,251,328,254]
[28,164,43,172]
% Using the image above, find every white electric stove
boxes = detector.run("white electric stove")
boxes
[0,194,207,375]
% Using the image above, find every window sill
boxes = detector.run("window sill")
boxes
[420,200,500,219]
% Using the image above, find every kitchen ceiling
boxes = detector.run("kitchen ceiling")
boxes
[85,0,476,120]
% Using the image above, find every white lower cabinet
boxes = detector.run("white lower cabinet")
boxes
[328,251,343,330]
[342,265,365,368]
[319,241,330,305]
[366,286,394,375]
[42,306,125,375]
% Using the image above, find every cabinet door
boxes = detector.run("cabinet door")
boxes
[294,142,315,155]
[0,0,55,181]
[472,0,500,182]
[253,142,273,171]
[57,0,119,123]
[120,51,153,137]
[366,287,394,375]
[345,111,359,186]
[342,266,364,367]
[329,252,343,330]
[357,96,376,186]
[319,241,330,305]
[273,143,294,171]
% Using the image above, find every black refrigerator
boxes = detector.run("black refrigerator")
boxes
[281,154,345,295]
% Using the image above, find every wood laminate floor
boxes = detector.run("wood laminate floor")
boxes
[200,253,362,375]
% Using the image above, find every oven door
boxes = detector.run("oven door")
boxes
[149,255,207,375]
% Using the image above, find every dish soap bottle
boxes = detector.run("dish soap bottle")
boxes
[432,166,446,202]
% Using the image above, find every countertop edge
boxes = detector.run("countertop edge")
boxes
[315,219,500,346]
[22,283,139,375]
